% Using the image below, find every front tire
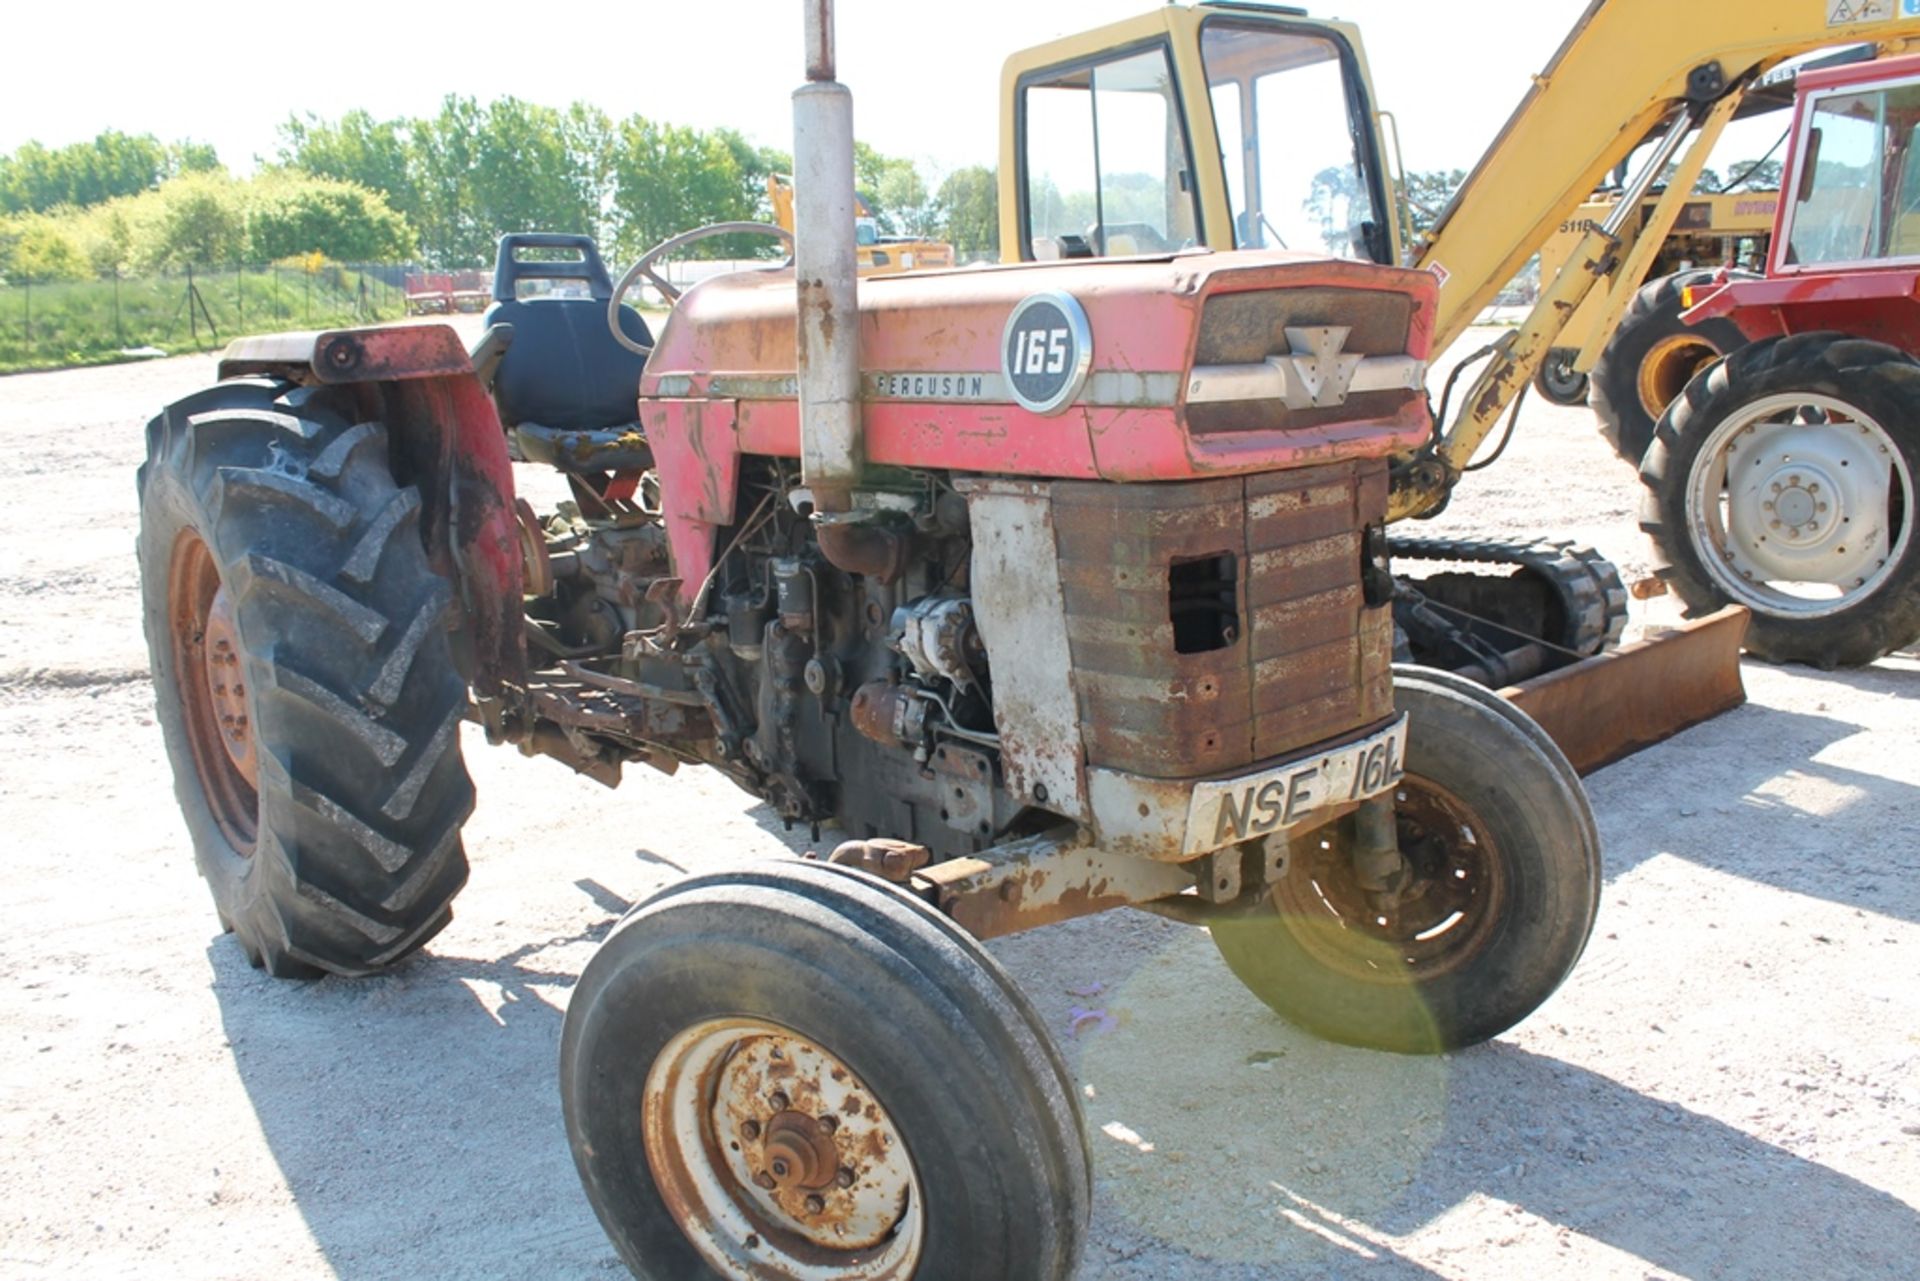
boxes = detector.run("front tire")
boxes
[562,859,1090,1281]
[1209,672,1599,1054]
[137,380,474,977]
[1639,334,1920,667]
[1591,270,1754,464]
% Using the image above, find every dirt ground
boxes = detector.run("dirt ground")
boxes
[0,322,1916,1281]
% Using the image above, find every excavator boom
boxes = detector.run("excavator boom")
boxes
[1420,0,1920,355]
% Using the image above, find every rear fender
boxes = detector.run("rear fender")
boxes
[218,324,526,697]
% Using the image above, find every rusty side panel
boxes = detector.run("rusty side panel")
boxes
[1247,462,1395,761]
[1050,460,1392,781]
[1054,476,1252,776]
[1502,607,1748,775]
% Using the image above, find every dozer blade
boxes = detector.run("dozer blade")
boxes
[1500,607,1749,776]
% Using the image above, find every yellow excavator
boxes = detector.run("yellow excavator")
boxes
[994,0,1920,765]
[766,173,955,274]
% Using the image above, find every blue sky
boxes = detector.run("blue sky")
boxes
[7,1,1785,179]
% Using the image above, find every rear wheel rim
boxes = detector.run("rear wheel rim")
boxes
[167,530,258,854]
[1684,392,1914,618]
[1273,775,1507,984]
[644,1017,924,1280]
[1541,353,1586,399]
[1638,333,1721,420]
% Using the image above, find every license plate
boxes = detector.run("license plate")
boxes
[1182,716,1409,856]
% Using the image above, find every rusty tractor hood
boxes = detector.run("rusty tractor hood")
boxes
[638,251,1437,484]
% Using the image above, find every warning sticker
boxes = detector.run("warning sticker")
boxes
[1427,261,1450,288]
[1828,0,1894,25]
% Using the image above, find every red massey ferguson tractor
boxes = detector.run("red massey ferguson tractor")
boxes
[135,11,1610,1279]
[1642,51,1920,669]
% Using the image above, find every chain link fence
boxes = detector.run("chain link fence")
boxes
[0,262,418,375]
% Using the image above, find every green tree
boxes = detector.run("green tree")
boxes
[0,218,89,281]
[609,117,761,261]
[937,166,998,260]
[247,174,414,262]
[137,171,247,270]
[277,110,420,228]
[1401,168,1467,242]
[0,130,216,215]
[1723,157,1784,193]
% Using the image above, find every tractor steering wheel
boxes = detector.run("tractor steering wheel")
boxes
[609,222,795,356]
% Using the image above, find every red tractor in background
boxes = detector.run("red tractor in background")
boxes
[1640,52,1920,668]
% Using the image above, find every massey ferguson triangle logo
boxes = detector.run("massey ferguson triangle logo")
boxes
[1279,326,1365,409]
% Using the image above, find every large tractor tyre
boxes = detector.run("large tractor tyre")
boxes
[1209,672,1600,1054]
[562,859,1091,1281]
[137,379,475,978]
[1532,347,1590,407]
[1591,269,1756,464]
[1639,334,1920,668]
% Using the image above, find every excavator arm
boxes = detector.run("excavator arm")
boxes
[1418,0,1920,355]
[1397,0,1920,519]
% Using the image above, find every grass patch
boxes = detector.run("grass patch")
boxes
[0,264,410,374]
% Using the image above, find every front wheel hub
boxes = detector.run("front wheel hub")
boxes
[645,1018,924,1278]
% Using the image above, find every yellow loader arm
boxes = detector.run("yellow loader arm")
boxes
[1420,0,1920,353]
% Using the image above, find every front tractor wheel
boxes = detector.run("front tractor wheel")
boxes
[1209,671,1599,1054]
[1639,334,1920,667]
[562,860,1090,1281]
[137,380,474,977]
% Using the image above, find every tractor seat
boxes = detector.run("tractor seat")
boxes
[483,233,654,434]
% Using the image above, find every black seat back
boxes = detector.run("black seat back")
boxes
[483,233,654,433]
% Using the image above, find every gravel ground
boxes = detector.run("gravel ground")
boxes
[0,324,1916,1280]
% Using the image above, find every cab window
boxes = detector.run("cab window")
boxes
[1021,44,1199,259]
[1786,78,1920,266]
[1200,22,1384,262]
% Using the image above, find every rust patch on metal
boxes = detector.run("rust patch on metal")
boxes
[827,838,930,882]
[1502,606,1749,775]
[167,530,259,854]
[914,832,1193,940]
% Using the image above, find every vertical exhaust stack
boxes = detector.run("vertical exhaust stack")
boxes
[793,0,861,514]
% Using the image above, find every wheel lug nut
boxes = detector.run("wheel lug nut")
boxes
[837,1167,855,1188]
[1762,501,1774,512]
[818,1115,837,1134]
[804,1194,826,1215]
[741,1120,761,1140]
[754,1171,777,1191]
[768,1091,789,1112]
[1770,519,1782,530]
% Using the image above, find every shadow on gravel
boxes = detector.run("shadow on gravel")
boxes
[1384,1040,1920,1279]
[1074,932,1920,1279]
[1590,693,1920,926]
[207,905,627,1281]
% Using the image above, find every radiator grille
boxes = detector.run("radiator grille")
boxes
[1050,461,1394,779]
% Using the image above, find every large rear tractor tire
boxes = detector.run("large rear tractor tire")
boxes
[1209,671,1599,1054]
[562,859,1090,1281]
[1592,269,1755,464]
[137,380,474,977]
[1639,334,1920,668]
